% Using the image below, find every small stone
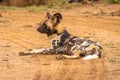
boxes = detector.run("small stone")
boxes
[3,57,9,61]
[23,24,33,28]
[93,12,99,16]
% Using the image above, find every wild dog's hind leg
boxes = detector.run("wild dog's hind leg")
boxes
[62,55,80,59]
[19,48,50,56]
[56,49,80,59]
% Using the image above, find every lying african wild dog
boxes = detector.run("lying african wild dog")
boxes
[19,12,103,60]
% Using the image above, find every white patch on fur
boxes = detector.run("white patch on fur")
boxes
[81,41,89,46]
[51,33,63,49]
[71,43,77,51]
[73,38,79,41]
[95,42,101,46]
[82,52,99,60]
[31,48,47,54]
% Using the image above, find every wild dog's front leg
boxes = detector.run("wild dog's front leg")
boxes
[19,48,51,56]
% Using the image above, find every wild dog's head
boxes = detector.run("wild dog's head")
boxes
[37,12,63,37]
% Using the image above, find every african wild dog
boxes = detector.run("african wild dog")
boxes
[19,12,102,60]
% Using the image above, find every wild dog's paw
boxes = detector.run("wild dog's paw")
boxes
[19,52,25,56]
[19,51,31,56]
[56,55,65,60]
[28,49,33,51]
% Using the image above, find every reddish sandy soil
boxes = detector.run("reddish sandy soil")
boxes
[0,3,120,80]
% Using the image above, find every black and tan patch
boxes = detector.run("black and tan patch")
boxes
[37,12,63,37]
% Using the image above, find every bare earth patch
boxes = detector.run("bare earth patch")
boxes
[0,4,120,80]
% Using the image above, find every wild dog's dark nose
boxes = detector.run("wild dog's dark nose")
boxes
[37,26,48,34]
[37,27,40,32]
[37,27,43,33]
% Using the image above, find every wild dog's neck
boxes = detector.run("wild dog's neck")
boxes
[61,30,71,37]
[57,29,71,46]
[56,28,70,37]
[55,24,64,35]
[55,23,71,44]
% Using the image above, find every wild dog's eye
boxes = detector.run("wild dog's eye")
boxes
[43,23,47,28]
[44,26,47,28]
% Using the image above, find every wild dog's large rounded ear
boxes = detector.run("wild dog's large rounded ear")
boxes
[53,13,62,23]
[47,12,52,19]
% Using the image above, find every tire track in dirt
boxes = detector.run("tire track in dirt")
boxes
[31,57,105,80]
[95,59,105,80]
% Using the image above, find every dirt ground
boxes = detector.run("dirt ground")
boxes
[0,3,120,80]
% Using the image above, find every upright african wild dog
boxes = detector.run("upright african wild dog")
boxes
[19,12,102,60]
